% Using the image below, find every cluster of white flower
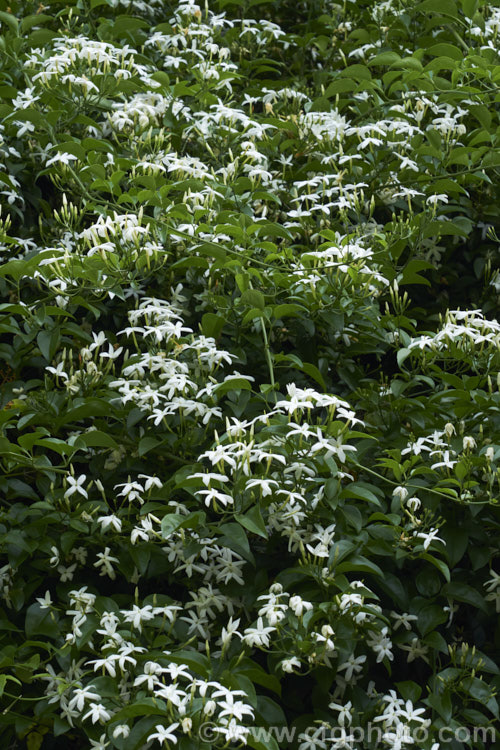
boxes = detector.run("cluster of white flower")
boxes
[2,0,498,746]
[408,309,500,352]
[40,593,257,743]
[25,36,157,93]
[109,292,243,426]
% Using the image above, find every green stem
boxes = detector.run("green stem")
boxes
[260,317,275,391]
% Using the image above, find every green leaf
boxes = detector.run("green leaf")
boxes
[160,514,185,539]
[338,64,372,81]
[235,506,268,539]
[424,630,449,654]
[57,399,112,426]
[237,660,281,696]
[201,313,225,338]
[400,259,434,287]
[397,348,412,369]
[241,289,265,310]
[76,431,119,451]
[272,303,307,319]
[368,51,401,67]
[427,43,463,60]
[423,219,468,238]
[108,700,167,724]
[0,11,19,34]
[25,604,60,639]
[218,522,253,563]
[214,377,253,395]
[418,604,447,635]
[462,0,478,17]
[324,79,357,96]
[256,695,287,727]
[111,15,149,34]
[301,362,326,391]
[336,554,384,577]
[395,681,422,703]
[341,482,383,507]
[415,0,459,18]
[462,676,498,715]
[426,689,452,722]
[421,553,451,582]
[138,436,160,456]
[178,512,206,530]
[20,14,52,33]
[442,582,489,612]
[469,104,491,130]
[441,527,468,567]
[36,329,60,361]
[26,732,44,750]
[247,734,280,750]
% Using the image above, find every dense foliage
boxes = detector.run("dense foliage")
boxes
[0,0,499,748]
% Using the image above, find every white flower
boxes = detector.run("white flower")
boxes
[46,152,79,167]
[430,451,457,470]
[217,616,242,648]
[86,654,119,678]
[242,617,276,647]
[399,637,429,664]
[57,563,77,583]
[203,699,217,716]
[82,702,111,724]
[289,595,313,617]
[89,735,110,750]
[407,496,421,513]
[147,723,180,745]
[484,569,500,592]
[414,528,445,550]
[138,474,163,491]
[64,475,88,500]
[463,436,476,451]
[485,589,500,612]
[35,591,53,609]
[68,686,101,712]
[97,514,122,533]
[485,446,495,461]
[390,611,417,631]
[217,693,255,721]
[121,604,155,632]
[114,479,144,504]
[366,627,393,663]
[46,361,68,379]
[298,726,327,750]
[328,699,353,726]
[337,654,366,682]
[93,547,119,579]
[401,700,427,723]
[281,656,301,673]
[112,725,130,739]
[392,486,408,502]
[426,194,448,206]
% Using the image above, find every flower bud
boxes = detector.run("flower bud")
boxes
[392,486,408,503]
[444,423,455,438]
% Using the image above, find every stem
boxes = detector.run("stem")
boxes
[260,317,275,390]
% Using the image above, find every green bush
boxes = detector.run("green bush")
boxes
[0,0,499,748]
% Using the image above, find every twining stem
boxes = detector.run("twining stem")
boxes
[259,316,275,391]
